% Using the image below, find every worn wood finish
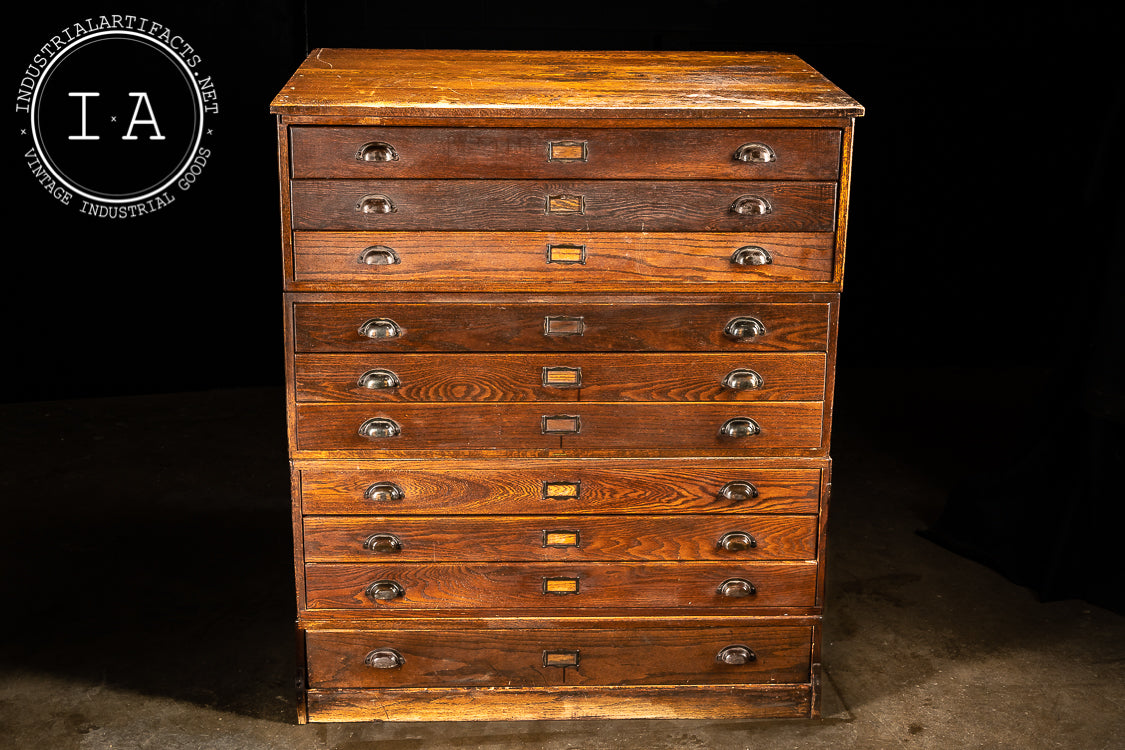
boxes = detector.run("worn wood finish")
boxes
[290,127,842,180]
[298,461,824,516]
[303,514,817,562]
[304,560,817,610]
[290,231,836,289]
[294,352,826,403]
[292,180,837,233]
[275,48,860,722]
[292,300,830,353]
[306,684,813,721]
[295,402,823,453]
[270,49,864,120]
[305,625,813,687]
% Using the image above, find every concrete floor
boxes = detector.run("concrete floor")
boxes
[1,373,1122,749]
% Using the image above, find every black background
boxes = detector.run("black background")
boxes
[7,2,1123,606]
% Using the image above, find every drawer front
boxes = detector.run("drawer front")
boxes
[290,126,842,180]
[303,514,818,562]
[294,352,826,403]
[305,625,813,688]
[292,231,836,286]
[295,402,823,452]
[292,301,830,353]
[304,561,818,610]
[291,180,837,232]
[298,463,822,516]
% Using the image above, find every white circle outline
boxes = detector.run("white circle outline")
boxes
[29,28,205,204]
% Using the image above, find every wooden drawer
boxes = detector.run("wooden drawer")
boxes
[305,625,814,688]
[298,461,823,516]
[304,561,818,610]
[290,180,837,232]
[291,300,830,353]
[294,402,823,453]
[289,126,842,180]
[303,514,818,562]
[294,352,826,403]
[291,231,836,287]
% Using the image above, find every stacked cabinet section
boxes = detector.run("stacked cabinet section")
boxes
[272,48,862,723]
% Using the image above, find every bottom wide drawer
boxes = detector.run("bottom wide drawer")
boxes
[306,625,812,688]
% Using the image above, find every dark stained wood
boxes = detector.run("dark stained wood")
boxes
[304,560,817,610]
[270,49,864,120]
[295,402,823,452]
[294,352,827,403]
[290,231,836,289]
[291,180,837,232]
[292,300,830,353]
[297,461,824,516]
[303,514,817,562]
[289,127,842,180]
[305,625,812,687]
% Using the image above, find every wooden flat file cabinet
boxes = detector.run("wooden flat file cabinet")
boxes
[271,49,863,723]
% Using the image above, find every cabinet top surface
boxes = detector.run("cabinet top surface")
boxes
[270,49,863,120]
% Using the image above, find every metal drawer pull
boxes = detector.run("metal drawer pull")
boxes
[357,246,400,265]
[718,480,759,502]
[355,141,399,162]
[365,579,405,601]
[542,366,582,388]
[364,648,405,669]
[717,578,757,598]
[542,529,580,548]
[543,576,580,595]
[356,194,396,214]
[542,415,581,435]
[721,368,763,391]
[730,194,772,216]
[363,481,404,502]
[717,531,757,552]
[358,318,402,339]
[733,142,776,163]
[358,368,401,390]
[730,245,773,266]
[724,316,766,340]
[363,533,403,554]
[720,417,760,439]
[358,418,401,439]
[716,645,757,665]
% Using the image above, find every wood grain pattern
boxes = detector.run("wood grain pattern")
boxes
[291,180,837,232]
[270,49,864,120]
[289,127,842,179]
[305,625,812,687]
[292,300,830,353]
[305,684,813,721]
[294,352,826,403]
[297,461,823,516]
[303,514,817,562]
[290,231,836,288]
[295,402,823,452]
[304,560,817,610]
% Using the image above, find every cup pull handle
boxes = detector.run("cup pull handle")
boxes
[363,533,403,554]
[365,580,405,602]
[358,318,402,340]
[718,481,759,502]
[357,194,397,214]
[716,645,757,665]
[724,316,766,341]
[717,578,757,598]
[357,246,400,265]
[364,648,406,669]
[717,531,757,552]
[358,369,401,390]
[358,418,401,439]
[730,195,772,216]
[720,418,761,439]
[730,245,773,266]
[363,481,404,502]
[722,368,763,391]
[733,143,776,163]
[355,141,399,162]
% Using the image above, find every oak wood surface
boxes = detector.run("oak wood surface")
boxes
[290,231,836,288]
[295,402,823,452]
[270,49,864,120]
[289,126,842,180]
[292,300,830,353]
[302,514,817,562]
[294,352,826,403]
[291,179,837,232]
[298,461,823,516]
[305,625,812,687]
[304,560,818,610]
